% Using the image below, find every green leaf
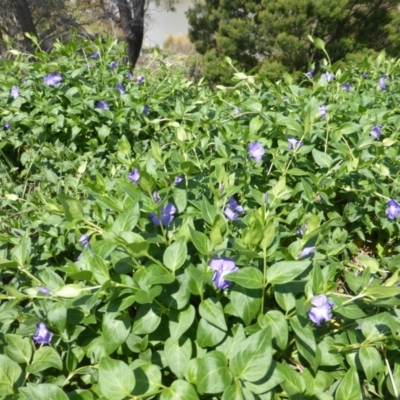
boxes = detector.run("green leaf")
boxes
[132,362,162,396]
[102,313,131,355]
[19,383,69,400]
[86,253,110,284]
[52,284,82,298]
[0,355,23,395]
[5,334,32,364]
[163,238,187,272]
[277,363,305,397]
[230,286,262,326]
[230,327,272,382]
[267,260,311,285]
[132,304,162,335]
[98,357,135,400]
[197,318,226,348]
[312,149,333,169]
[357,347,381,382]
[259,310,288,350]
[111,202,140,233]
[126,241,149,258]
[160,380,199,400]
[249,116,263,136]
[169,305,196,340]
[201,197,217,225]
[225,267,263,289]
[290,316,320,373]
[173,188,187,213]
[189,228,213,255]
[365,286,400,298]
[335,366,362,400]
[57,194,84,222]
[165,337,192,379]
[199,298,227,331]
[196,351,232,394]
[27,347,62,374]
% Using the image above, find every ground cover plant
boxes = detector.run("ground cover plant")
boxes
[2,37,400,399]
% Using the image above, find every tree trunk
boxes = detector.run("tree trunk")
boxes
[116,0,145,69]
[13,0,37,53]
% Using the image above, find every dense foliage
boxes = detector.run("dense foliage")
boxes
[187,0,400,83]
[3,38,400,399]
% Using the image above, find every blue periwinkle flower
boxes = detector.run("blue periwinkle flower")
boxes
[319,105,327,118]
[143,104,149,115]
[10,86,19,99]
[379,75,387,90]
[109,61,117,70]
[323,72,334,82]
[306,69,314,78]
[370,124,382,139]
[224,197,244,220]
[128,168,140,183]
[174,175,184,184]
[126,71,133,79]
[96,101,109,110]
[90,51,99,59]
[136,75,145,84]
[288,138,303,150]
[342,82,351,91]
[308,294,334,326]
[37,286,50,295]
[3,122,10,130]
[150,203,176,226]
[232,107,242,116]
[209,257,239,290]
[248,141,265,162]
[153,190,161,203]
[386,199,400,220]
[116,84,125,95]
[300,246,316,258]
[44,73,62,86]
[33,322,53,344]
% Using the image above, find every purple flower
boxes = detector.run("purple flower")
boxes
[248,141,265,162]
[153,190,161,203]
[297,223,308,236]
[323,72,334,82]
[379,75,387,90]
[209,257,239,290]
[174,175,184,184]
[232,107,242,116]
[96,101,109,110]
[308,294,334,326]
[342,82,351,91]
[126,71,133,79]
[10,86,19,99]
[300,246,316,258]
[79,234,90,248]
[128,168,140,183]
[116,84,125,95]
[288,138,303,150]
[150,203,176,226]
[44,73,62,86]
[306,69,314,78]
[110,61,117,71]
[370,124,382,139]
[143,104,149,115]
[386,199,400,220]
[224,197,244,220]
[90,51,99,59]
[33,322,53,344]
[37,286,50,295]
[136,75,145,84]
[319,105,327,118]
[3,122,10,130]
